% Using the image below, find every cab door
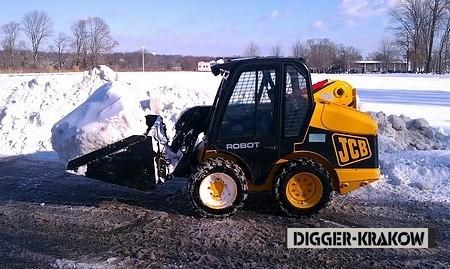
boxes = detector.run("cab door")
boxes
[279,63,314,156]
[211,65,281,184]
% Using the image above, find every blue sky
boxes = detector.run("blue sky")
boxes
[0,0,395,57]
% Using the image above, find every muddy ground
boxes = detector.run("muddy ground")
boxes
[0,154,449,269]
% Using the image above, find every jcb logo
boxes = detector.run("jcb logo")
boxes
[332,134,372,166]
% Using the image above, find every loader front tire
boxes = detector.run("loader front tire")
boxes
[274,159,332,217]
[188,157,248,218]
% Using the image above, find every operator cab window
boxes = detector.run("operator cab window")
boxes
[284,65,309,137]
[219,69,276,139]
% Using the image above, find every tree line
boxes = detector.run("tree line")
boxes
[0,10,213,72]
[244,39,363,73]
[1,3,450,73]
[0,10,118,71]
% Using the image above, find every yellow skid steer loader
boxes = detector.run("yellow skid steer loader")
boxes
[67,57,379,217]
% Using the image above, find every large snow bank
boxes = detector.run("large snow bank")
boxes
[353,150,450,204]
[51,81,147,162]
[350,111,450,204]
[0,65,115,155]
[49,69,216,162]
[0,67,219,157]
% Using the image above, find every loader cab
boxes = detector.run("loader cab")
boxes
[207,58,314,184]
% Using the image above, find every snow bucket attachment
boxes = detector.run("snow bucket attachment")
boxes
[66,115,170,191]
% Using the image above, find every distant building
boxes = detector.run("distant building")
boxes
[354,60,409,73]
[197,61,211,72]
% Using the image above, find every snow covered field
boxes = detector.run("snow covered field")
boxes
[0,68,449,205]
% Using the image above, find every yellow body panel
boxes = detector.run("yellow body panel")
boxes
[321,104,377,135]
[309,102,324,130]
[309,102,377,136]
[334,168,380,194]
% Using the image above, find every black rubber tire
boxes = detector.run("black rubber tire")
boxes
[187,157,248,218]
[273,159,332,217]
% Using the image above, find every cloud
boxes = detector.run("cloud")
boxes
[270,9,279,18]
[311,20,325,30]
[340,0,396,19]
[257,9,281,21]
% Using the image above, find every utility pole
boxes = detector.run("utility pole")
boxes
[142,46,145,72]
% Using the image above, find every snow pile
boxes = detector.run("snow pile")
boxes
[51,81,147,162]
[351,112,450,204]
[88,65,118,82]
[142,86,214,138]
[49,69,216,164]
[0,66,116,155]
[353,150,450,203]
[0,67,219,158]
[370,112,450,152]
[117,71,220,138]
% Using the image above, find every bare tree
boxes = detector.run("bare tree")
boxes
[291,39,308,58]
[437,9,450,73]
[16,40,29,67]
[87,17,118,66]
[54,33,68,69]
[1,21,20,68]
[271,44,282,56]
[243,41,260,57]
[71,19,89,68]
[424,0,449,72]
[22,10,53,66]
[389,0,450,72]
[306,38,336,72]
[377,38,399,71]
[335,45,362,72]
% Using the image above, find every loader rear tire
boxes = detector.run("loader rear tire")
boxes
[188,157,248,218]
[274,159,332,217]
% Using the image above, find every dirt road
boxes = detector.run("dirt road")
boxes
[0,154,449,268]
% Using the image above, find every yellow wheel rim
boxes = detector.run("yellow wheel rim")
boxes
[285,172,323,209]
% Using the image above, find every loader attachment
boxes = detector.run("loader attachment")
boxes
[66,115,169,191]
[66,135,158,191]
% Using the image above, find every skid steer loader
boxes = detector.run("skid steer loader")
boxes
[67,57,379,217]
